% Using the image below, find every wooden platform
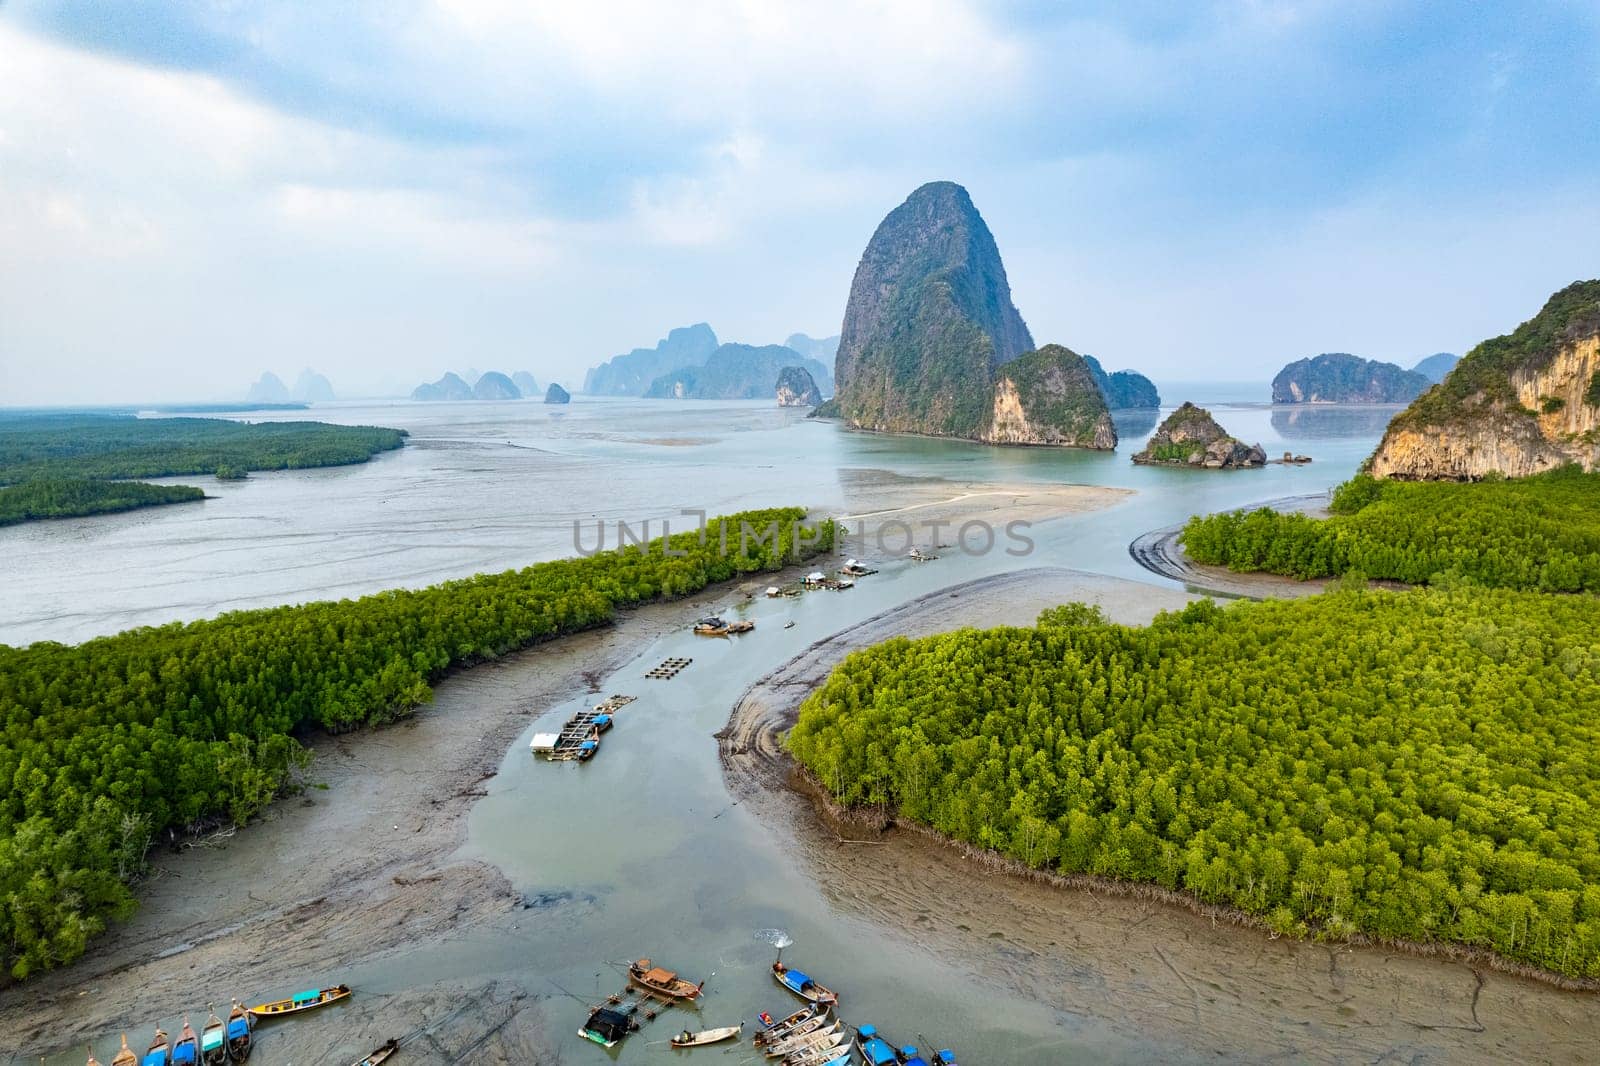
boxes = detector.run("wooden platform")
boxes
[645,657,692,680]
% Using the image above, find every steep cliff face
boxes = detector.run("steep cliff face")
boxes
[1370,281,1600,480]
[980,345,1115,448]
[1133,402,1265,468]
[829,181,1035,438]
[1272,353,1431,404]
[775,366,822,407]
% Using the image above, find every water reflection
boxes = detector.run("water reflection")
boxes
[1271,404,1401,440]
[1110,407,1159,440]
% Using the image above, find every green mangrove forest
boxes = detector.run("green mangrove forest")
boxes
[788,586,1600,978]
[0,507,830,978]
[1179,467,1600,591]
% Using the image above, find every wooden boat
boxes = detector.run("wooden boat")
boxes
[170,1020,199,1066]
[628,958,703,1001]
[692,616,754,636]
[141,1029,172,1066]
[758,1011,831,1050]
[782,1045,852,1066]
[199,1013,227,1066]
[764,1020,842,1058]
[578,1005,637,1048]
[112,1034,137,1066]
[225,1002,254,1060]
[669,1023,742,1047]
[772,962,838,1005]
[753,1005,822,1045]
[248,984,351,1019]
[87,1052,101,1066]
[352,1038,399,1066]
[854,1026,900,1066]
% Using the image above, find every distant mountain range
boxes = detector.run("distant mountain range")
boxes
[1411,352,1459,383]
[644,343,832,400]
[410,369,548,401]
[247,369,336,404]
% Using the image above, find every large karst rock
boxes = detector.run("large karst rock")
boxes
[246,372,291,404]
[1271,353,1431,404]
[545,383,571,404]
[1133,402,1265,468]
[1369,281,1600,480]
[825,181,1037,439]
[775,365,823,408]
[1083,355,1160,409]
[981,345,1115,448]
[291,368,335,403]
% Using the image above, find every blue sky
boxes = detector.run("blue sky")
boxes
[2,0,1597,402]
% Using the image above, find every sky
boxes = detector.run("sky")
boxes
[1,0,1597,404]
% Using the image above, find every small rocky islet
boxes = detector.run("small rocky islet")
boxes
[1133,402,1266,468]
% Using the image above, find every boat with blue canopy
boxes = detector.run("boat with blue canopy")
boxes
[225,1002,254,1060]
[169,1021,199,1066]
[854,1026,899,1066]
[771,961,838,1005]
[140,1029,171,1066]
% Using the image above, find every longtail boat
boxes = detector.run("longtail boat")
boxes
[225,1002,254,1060]
[771,962,837,1006]
[170,1020,199,1066]
[352,1038,399,1066]
[782,1045,851,1066]
[87,1051,101,1066]
[759,1012,832,1051]
[854,1026,900,1066]
[764,1020,843,1058]
[140,1029,172,1066]
[627,958,703,1001]
[199,1013,227,1066]
[247,984,351,1019]
[670,1024,742,1047]
[753,1004,823,1045]
[112,1034,137,1066]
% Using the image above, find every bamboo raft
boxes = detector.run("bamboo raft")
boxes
[645,657,693,679]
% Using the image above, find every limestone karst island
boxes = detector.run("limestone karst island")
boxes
[4,7,1599,1066]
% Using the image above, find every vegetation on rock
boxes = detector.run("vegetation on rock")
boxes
[776,365,824,407]
[788,585,1600,978]
[1083,355,1160,408]
[1133,402,1263,467]
[985,345,1115,448]
[0,507,831,978]
[1272,354,1431,404]
[583,323,719,395]
[830,182,1034,438]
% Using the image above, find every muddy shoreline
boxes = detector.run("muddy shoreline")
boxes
[0,563,826,1066]
[720,569,1600,1063]
[1128,493,1340,599]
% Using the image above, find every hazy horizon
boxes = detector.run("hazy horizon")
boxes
[3,2,1597,405]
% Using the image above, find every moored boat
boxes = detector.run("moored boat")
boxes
[170,1020,199,1066]
[764,1020,843,1058]
[628,958,704,1000]
[758,1011,832,1051]
[141,1029,172,1066]
[670,1023,742,1047]
[248,984,351,1019]
[225,1002,254,1060]
[352,1038,399,1066]
[854,1025,900,1066]
[753,1004,824,1045]
[772,961,838,1006]
[579,1005,637,1048]
[780,1038,852,1066]
[199,1013,227,1066]
[112,1034,138,1066]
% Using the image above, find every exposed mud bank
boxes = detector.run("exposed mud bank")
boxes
[721,569,1600,1064]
